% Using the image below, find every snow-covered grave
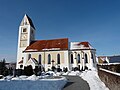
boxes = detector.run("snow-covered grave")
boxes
[0,72,67,90]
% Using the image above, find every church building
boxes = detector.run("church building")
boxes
[16,14,97,71]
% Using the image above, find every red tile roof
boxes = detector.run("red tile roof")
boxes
[25,38,68,52]
[77,42,90,47]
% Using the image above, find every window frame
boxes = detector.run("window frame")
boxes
[39,54,41,64]
[48,54,51,64]
[71,54,74,64]
[77,54,80,63]
[23,28,27,33]
[85,53,88,63]
[57,54,60,64]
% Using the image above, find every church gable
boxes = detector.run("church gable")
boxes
[25,58,38,69]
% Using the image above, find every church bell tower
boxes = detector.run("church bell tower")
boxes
[16,14,35,69]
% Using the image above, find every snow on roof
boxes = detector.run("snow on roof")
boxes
[24,38,95,52]
[70,42,94,50]
[24,38,68,52]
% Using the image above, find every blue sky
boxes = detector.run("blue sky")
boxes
[0,0,120,62]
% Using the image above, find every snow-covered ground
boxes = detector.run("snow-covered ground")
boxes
[62,69,109,90]
[0,74,67,90]
[0,70,110,90]
[80,70,109,90]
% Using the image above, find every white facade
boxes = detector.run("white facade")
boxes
[69,42,96,70]
[16,14,97,71]
[69,51,96,70]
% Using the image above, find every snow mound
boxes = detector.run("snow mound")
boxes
[12,76,28,80]
[4,76,13,80]
[68,71,81,76]
[80,70,109,90]
[55,72,62,76]
[11,77,21,80]
[26,74,39,80]
[46,71,56,76]
[62,72,70,75]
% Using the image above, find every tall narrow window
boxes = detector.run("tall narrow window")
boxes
[91,53,95,63]
[77,54,80,63]
[39,54,41,64]
[57,54,60,64]
[48,54,51,64]
[71,54,74,64]
[28,54,31,60]
[85,54,88,63]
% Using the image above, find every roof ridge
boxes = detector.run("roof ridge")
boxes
[36,38,68,41]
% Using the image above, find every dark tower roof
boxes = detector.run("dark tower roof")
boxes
[25,14,35,29]
[20,14,35,29]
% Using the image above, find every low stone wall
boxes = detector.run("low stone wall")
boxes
[98,68,120,90]
[97,64,120,73]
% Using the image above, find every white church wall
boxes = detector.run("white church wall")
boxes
[63,50,69,70]
[24,50,69,71]
[69,51,84,70]
[68,49,96,70]
[16,48,26,69]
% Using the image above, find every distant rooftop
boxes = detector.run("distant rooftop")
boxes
[108,55,120,63]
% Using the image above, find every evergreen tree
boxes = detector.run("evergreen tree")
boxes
[0,59,9,76]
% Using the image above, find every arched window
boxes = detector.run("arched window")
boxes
[28,54,31,59]
[71,54,74,64]
[91,53,95,63]
[48,54,51,64]
[57,54,60,64]
[39,54,41,64]
[77,54,80,63]
[85,54,88,63]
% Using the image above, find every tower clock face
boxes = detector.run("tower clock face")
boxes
[21,34,27,40]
